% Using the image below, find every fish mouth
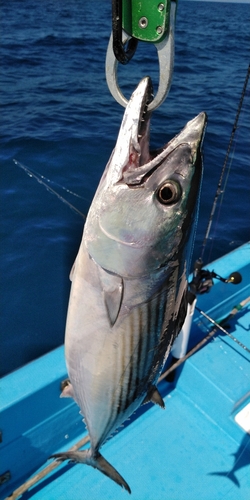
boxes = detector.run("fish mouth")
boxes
[110,76,154,185]
[132,77,154,168]
[117,77,207,187]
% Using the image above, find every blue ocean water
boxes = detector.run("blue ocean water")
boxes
[1,0,249,377]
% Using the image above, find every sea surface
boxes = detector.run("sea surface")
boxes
[1,0,250,377]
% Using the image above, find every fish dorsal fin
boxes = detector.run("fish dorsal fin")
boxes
[98,267,124,327]
[143,385,165,409]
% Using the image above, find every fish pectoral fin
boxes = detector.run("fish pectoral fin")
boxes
[98,267,124,326]
[50,449,131,494]
[104,288,123,326]
[143,385,165,409]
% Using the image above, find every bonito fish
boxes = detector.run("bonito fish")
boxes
[52,77,207,493]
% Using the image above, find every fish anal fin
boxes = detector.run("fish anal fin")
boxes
[143,385,165,409]
[50,449,131,494]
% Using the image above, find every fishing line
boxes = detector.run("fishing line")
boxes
[200,64,250,263]
[195,305,250,354]
[159,296,250,383]
[13,159,86,219]
[14,160,86,200]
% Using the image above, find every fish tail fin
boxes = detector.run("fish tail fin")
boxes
[209,471,240,488]
[93,451,131,493]
[50,449,131,493]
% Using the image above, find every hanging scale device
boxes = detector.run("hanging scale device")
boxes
[106,0,177,111]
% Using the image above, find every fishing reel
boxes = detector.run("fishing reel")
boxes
[189,258,242,295]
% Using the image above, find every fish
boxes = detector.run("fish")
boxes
[51,77,207,493]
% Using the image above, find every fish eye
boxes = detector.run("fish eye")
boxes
[157,180,181,205]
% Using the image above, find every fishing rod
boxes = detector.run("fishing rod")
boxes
[182,65,250,335]
[200,64,250,264]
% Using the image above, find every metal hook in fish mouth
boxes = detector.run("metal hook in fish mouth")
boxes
[105,1,176,112]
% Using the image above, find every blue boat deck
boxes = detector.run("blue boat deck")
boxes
[1,243,250,499]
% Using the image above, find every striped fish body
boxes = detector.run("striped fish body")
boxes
[53,78,207,493]
[65,243,185,451]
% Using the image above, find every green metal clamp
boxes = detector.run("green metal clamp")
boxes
[122,0,172,43]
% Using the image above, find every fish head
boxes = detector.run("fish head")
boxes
[84,77,207,278]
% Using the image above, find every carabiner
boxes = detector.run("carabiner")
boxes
[112,0,138,64]
[106,1,176,112]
